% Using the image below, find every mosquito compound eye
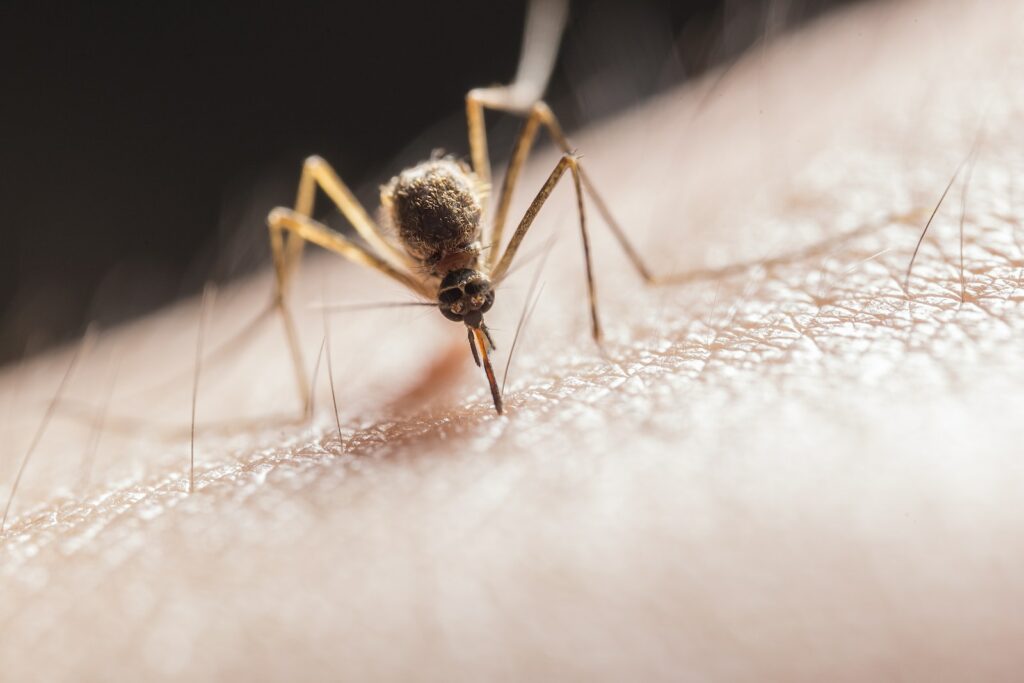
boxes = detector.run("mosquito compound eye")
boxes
[439,288,462,305]
[480,291,495,313]
[440,305,464,322]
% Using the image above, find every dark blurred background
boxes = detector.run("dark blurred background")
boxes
[0,0,855,363]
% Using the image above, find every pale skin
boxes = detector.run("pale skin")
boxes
[3,0,1024,680]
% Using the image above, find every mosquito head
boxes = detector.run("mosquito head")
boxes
[437,268,495,326]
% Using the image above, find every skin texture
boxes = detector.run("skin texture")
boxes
[3,0,1024,679]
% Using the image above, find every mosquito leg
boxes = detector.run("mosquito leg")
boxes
[467,91,544,270]
[267,208,432,412]
[285,155,415,284]
[268,209,429,297]
[270,152,431,415]
[465,90,496,200]
[490,153,602,342]
[466,90,543,267]
[467,93,661,284]
[531,104,660,283]
[126,160,392,412]
[464,0,568,207]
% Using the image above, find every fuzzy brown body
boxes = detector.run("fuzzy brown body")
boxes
[261,1,598,416]
[381,157,495,325]
[381,158,485,279]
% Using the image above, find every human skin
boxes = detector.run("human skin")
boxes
[2,0,1024,680]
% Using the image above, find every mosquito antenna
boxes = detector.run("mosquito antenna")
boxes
[189,283,217,494]
[322,305,343,446]
[312,301,436,313]
[2,324,97,533]
[508,0,570,108]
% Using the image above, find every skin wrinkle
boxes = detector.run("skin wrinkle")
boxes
[2,0,1024,680]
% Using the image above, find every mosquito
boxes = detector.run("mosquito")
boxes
[266,0,660,415]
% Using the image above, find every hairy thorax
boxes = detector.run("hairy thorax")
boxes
[380,157,486,279]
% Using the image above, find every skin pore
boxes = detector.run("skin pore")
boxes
[3,0,1024,680]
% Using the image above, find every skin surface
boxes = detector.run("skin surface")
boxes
[3,0,1024,679]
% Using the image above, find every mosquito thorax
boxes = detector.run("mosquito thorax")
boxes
[438,268,495,325]
[380,157,486,278]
